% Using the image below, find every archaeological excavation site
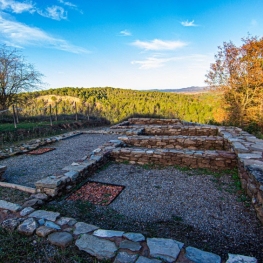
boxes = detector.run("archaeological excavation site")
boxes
[0,118,262,262]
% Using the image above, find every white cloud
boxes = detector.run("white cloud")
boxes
[181,20,197,27]
[0,15,88,53]
[131,54,208,69]
[131,39,187,51]
[0,0,79,20]
[119,29,131,36]
[38,5,67,20]
[0,0,34,13]
[58,0,77,8]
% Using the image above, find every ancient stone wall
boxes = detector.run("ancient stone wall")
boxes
[35,140,123,197]
[31,118,263,224]
[129,118,182,125]
[111,148,237,169]
[120,135,229,150]
[143,125,218,136]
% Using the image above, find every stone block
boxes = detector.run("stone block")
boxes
[64,170,79,181]
[0,200,22,212]
[35,176,65,189]
[185,246,221,263]
[76,234,117,260]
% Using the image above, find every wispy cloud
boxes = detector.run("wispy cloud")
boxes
[181,20,197,27]
[131,56,177,69]
[0,0,34,13]
[131,39,187,51]
[119,29,131,36]
[38,5,67,20]
[0,14,88,53]
[0,0,80,20]
[132,54,207,69]
[58,0,77,8]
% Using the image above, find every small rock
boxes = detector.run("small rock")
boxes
[30,193,48,201]
[123,232,145,242]
[147,238,184,263]
[56,217,77,226]
[36,226,56,237]
[76,234,117,260]
[45,221,61,230]
[0,200,22,212]
[74,222,99,235]
[226,254,257,263]
[185,246,221,263]
[114,252,138,263]
[17,218,38,236]
[28,210,60,222]
[48,232,73,247]
[93,229,124,238]
[22,198,43,208]
[1,218,20,231]
[20,207,35,217]
[119,240,142,252]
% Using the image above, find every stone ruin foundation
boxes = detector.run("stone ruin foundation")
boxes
[0,118,262,262]
[32,118,263,226]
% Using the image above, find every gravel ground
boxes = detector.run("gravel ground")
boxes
[0,133,119,187]
[90,163,262,238]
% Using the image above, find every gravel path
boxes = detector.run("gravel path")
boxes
[0,133,119,187]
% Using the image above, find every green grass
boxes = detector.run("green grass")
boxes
[0,122,50,132]
[0,187,30,205]
[0,120,78,132]
[0,227,97,263]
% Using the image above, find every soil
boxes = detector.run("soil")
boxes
[28,147,55,155]
[67,181,124,206]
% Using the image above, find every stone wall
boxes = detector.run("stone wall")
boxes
[109,118,263,224]
[217,126,263,224]
[110,148,237,169]
[35,140,123,197]
[143,125,219,136]
[120,135,229,150]
[129,118,182,125]
[12,117,263,225]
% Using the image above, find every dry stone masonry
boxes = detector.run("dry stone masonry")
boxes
[0,117,262,262]
[110,118,263,226]
[0,206,258,262]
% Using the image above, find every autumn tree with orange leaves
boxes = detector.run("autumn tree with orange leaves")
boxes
[206,36,263,128]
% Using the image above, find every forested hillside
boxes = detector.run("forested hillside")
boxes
[17,87,222,124]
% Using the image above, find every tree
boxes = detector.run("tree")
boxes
[0,45,43,110]
[205,36,263,127]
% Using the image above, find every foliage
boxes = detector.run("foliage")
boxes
[15,87,221,124]
[206,35,263,128]
[0,45,43,110]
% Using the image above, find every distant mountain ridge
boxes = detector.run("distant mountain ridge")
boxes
[148,86,207,93]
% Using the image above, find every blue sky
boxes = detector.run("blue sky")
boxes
[0,0,263,90]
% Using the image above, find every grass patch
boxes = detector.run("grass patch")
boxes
[0,187,30,205]
[0,227,97,263]
[173,166,251,207]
